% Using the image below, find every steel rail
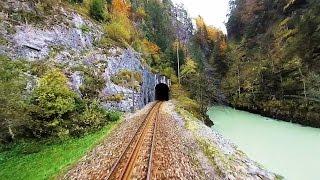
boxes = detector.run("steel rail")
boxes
[146,105,160,180]
[105,101,162,180]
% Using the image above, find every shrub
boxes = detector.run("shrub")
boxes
[110,69,142,91]
[71,100,106,135]
[80,24,90,33]
[0,36,8,45]
[0,56,29,143]
[104,93,125,102]
[71,100,122,136]
[98,36,127,49]
[90,0,108,22]
[69,0,83,3]
[29,61,50,77]
[106,110,122,122]
[80,68,105,99]
[29,69,80,138]
[105,15,133,43]
[171,84,202,119]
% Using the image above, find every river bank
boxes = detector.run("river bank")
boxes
[228,102,320,128]
[172,101,277,179]
[208,106,320,180]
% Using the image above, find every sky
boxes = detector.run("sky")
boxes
[171,0,230,34]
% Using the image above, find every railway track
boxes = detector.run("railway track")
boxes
[104,101,162,180]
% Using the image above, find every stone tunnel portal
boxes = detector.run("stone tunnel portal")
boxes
[155,83,170,101]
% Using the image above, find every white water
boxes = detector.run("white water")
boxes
[207,106,320,180]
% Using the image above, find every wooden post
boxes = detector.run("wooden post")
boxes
[299,67,307,100]
[177,40,180,84]
[131,72,135,112]
[237,64,241,98]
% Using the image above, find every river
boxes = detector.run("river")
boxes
[207,106,320,180]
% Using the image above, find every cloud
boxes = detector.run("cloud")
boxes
[172,0,229,33]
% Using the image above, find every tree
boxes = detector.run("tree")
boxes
[111,0,130,16]
[90,0,107,22]
[29,69,80,138]
[0,56,29,143]
[181,57,197,80]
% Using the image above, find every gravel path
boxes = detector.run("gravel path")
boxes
[151,102,217,179]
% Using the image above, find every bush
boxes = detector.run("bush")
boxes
[29,69,80,138]
[105,15,133,43]
[29,61,49,76]
[171,84,202,119]
[79,68,105,99]
[71,100,122,136]
[0,56,29,143]
[110,69,142,91]
[104,93,125,102]
[69,0,83,3]
[106,110,122,122]
[71,100,106,135]
[90,0,108,22]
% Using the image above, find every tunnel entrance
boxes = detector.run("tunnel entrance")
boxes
[155,83,169,101]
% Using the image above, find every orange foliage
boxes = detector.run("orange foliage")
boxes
[195,16,227,54]
[207,27,220,41]
[219,38,228,54]
[111,0,130,16]
[143,39,160,55]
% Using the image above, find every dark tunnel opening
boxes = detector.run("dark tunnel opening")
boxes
[155,83,169,101]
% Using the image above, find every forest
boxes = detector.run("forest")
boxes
[223,0,320,127]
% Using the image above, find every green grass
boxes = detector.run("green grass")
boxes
[0,121,121,180]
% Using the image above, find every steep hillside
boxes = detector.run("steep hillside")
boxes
[0,0,176,143]
[223,0,320,127]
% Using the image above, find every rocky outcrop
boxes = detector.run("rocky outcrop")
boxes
[102,48,157,111]
[0,0,170,112]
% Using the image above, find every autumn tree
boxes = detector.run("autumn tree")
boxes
[111,0,130,16]
[29,69,80,138]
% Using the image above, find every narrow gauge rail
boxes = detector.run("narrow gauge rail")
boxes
[105,101,162,180]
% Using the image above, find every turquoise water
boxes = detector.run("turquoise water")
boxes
[207,106,320,180]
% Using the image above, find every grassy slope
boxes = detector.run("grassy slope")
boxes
[0,121,121,180]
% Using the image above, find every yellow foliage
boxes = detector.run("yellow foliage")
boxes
[195,16,206,30]
[105,15,133,43]
[207,27,220,41]
[136,7,147,19]
[105,93,125,102]
[181,57,198,78]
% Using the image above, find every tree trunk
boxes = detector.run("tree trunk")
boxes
[299,67,307,99]
[6,119,15,140]
[177,41,180,84]
[237,65,241,98]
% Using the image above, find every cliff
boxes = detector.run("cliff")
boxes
[0,0,169,112]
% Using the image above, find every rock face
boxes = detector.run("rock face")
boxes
[0,0,170,112]
[102,48,162,112]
